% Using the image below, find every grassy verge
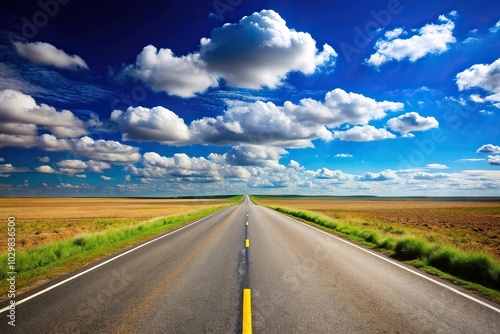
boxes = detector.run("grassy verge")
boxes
[0,199,241,298]
[255,199,500,300]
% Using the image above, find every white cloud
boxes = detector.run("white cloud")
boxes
[457,158,485,162]
[490,20,500,33]
[71,136,141,163]
[310,168,353,181]
[101,175,112,181]
[57,159,87,175]
[189,100,331,148]
[189,89,402,147]
[57,159,87,170]
[291,88,403,127]
[386,112,439,134]
[426,163,449,169]
[0,123,37,136]
[411,172,450,180]
[456,59,500,100]
[35,165,55,174]
[359,170,397,181]
[366,13,456,67]
[123,46,217,98]
[288,160,301,169]
[37,134,71,151]
[461,170,500,179]
[209,144,287,168]
[333,125,396,142]
[0,134,36,148]
[133,152,221,181]
[0,164,29,174]
[38,156,50,163]
[0,89,86,138]
[470,94,485,103]
[87,160,111,173]
[479,110,494,115]
[335,153,353,158]
[476,144,500,153]
[487,155,500,166]
[124,10,336,97]
[199,9,336,89]
[111,106,190,143]
[14,42,89,70]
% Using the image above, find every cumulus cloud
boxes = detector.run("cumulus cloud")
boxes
[359,170,396,181]
[132,152,221,181]
[111,106,190,143]
[310,168,353,181]
[0,89,86,139]
[0,134,36,148]
[35,135,141,163]
[487,155,500,166]
[124,10,336,97]
[101,175,112,181]
[87,160,111,173]
[122,46,217,98]
[210,145,287,168]
[0,164,29,174]
[366,13,456,67]
[386,112,439,135]
[72,136,141,163]
[290,88,403,127]
[56,159,87,174]
[199,9,336,89]
[14,42,89,70]
[189,89,402,147]
[36,134,71,151]
[411,172,450,180]
[333,125,396,142]
[335,153,353,158]
[456,58,500,102]
[189,100,331,147]
[35,165,55,173]
[38,156,50,163]
[476,144,500,153]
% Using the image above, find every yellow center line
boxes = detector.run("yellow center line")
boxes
[245,239,250,247]
[242,288,252,334]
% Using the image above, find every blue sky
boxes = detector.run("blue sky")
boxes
[0,0,499,197]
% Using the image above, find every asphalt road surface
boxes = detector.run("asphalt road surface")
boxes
[1,196,499,333]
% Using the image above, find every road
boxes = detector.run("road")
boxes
[1,196,499,333]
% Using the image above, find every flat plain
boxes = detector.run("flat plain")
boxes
[254,197,500,260]
[0,197,236,252]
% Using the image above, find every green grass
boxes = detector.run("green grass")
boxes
[258,202,500,295]
[0,200,240,296]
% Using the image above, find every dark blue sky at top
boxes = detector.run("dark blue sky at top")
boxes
[0,0,499,196]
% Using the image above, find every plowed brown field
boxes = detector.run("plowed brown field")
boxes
[0,197,235,251]
[255,197,500,260]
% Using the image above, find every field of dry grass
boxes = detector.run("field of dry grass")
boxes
[0,197,235,251]
[255,197,500,260]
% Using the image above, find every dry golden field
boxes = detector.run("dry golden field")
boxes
[255,197,500,260]
[0,197,235,251]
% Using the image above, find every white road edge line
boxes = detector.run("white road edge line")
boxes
[270,207,500,314]
[0,208,229,314]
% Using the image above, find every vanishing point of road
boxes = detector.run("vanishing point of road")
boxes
[1,196,499,333]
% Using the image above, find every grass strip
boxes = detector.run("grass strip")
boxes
[257,201,500,299]
[0,200,240,297]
